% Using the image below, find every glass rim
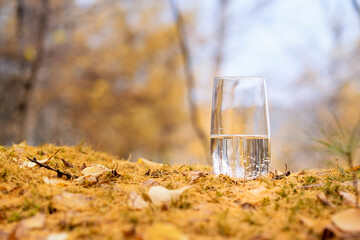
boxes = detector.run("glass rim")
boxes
[214,76,265,80]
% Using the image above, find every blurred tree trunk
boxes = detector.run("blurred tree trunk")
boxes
[16,0,25,74]
[13,0,49,142]
[169,0,209,159]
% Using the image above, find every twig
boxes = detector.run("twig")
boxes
[27,157,76,179]
[48,148,62,161]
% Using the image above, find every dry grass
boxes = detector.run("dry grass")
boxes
[0,143,359,240]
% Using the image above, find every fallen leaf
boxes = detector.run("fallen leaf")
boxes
[74,175,98,185]
[317,192,335,208]
[46,232,68,240]
[241,202,256,210]
[37,158,51,164]
[148,186,190,206]
[299,215,316,228]
[80,163,87,171]
[10,213,45,239]
[338,191,357,207]
[19,161,36,168]
[184,171,205,184]
[43,176,68,187]
[128,191,149,210]
[144,223,188,240]
[52,192,91,211]
[61,159,74,168]
[138,157,163,168]
[249,186,269,195]
[331,209,360,233]
[81,165,110,177]
[142,179,158,187]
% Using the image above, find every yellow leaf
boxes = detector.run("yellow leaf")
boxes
[24,46,37,61]
[42,176,68,187]
[53,29,66,44]
[148,186,190,206]
[144,223,188,240]
[138,157,163,168]
[332,209,360,233]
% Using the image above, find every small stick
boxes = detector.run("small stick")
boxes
[27,157,77,179]
[47,148,62,161]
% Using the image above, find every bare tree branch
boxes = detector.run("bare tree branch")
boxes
[352,0,360,18]
[15,0,49,141]
[168,0,209,159]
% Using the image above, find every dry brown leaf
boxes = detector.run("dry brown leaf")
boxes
[142,179,158,187]
[46,232,68,240]
[148,186,190,206]
[52,192,91,211]
[338,191,357,207]
[138,157,163,168]
[241,202,256,210]
[128,191,149,210]
[74,175,97,185]
[10,213,45,239]
[317,192,335,208]
[43,177,68,187]
[80,163,87,171]
[61,159,74,168]
[331,209,360,233]
[299,215,316,228]
[144,223,188,240]
[81,165,110,177]
[186,171,205,184]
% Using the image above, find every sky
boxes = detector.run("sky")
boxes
[189,0,360,108]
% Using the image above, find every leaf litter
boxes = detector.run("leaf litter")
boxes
[0,143,360,239]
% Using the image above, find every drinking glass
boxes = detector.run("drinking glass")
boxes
[210,76,270,179]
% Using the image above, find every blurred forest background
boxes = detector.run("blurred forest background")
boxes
[0,0,359,170]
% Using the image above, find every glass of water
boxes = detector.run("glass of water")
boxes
[210,76,270,179]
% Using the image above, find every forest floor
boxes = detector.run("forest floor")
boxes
[0,143,360,240]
